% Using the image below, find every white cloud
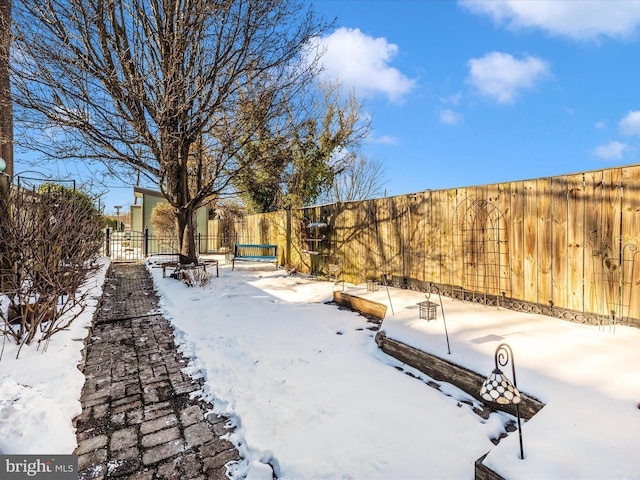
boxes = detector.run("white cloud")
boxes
[440,92,463,105]
[459,0,640,41]
[439,109,464,125]
[593,141,628,160]
[311,27,417,102]
[370,135,399,146]
[595,120,607,130]
[618,110,640,136]
[466,51,551,104]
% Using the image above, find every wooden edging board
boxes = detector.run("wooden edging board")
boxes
[333,291,387,320]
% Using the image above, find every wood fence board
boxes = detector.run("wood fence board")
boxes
[356,200,369,285]
[442,188,457,288]
[467,186,480,292]
[389,197,404,279]
[400,196,411,280]
[364,201,379,282]
[621,166,640,319]
[472,185,483,292]
[393,197,403,279]
[424,191,437,283]
[497,182,512,296]
[358,203,368,281]
[477,184,492,295]
[583,170,604,315]
[430,189,447,285]
[418,192,429,282]
[272,211,286,266]
[397,195,410,279]
[331,203,345,274]
[327,202,340,272]
[406,193,426,282]
[290,210,305,270]
[486,183,501,296]
[551,177,568,307]
[336,203,351,282]
[376,198,394,280]
[523,179,538,303]
[454,187,470,290]
[346,203,357,282]
[602,169,622,245]
[371,198,386,279]
[602,169,622,316]
[567,173,585,311]
[510,181,525,300]
[351,202,363,282]
[537,178,553,305]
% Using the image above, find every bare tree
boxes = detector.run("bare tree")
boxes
[11,0,328,261]
[321,155,388,204]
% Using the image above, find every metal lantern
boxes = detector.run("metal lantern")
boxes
[418,300,438,321]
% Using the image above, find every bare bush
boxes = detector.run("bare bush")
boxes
[177,267,212,288]
[0,185,103,357]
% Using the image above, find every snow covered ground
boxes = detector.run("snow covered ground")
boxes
[1,254,639,479]
[350,283,640,480]
[150,256,640,479]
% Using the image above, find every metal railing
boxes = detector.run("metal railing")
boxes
[103,228,250,261]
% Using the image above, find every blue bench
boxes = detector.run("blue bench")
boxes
[232,244,278,271]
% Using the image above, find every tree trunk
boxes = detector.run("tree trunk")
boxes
[176,206,197,263]
[0,0,13,180]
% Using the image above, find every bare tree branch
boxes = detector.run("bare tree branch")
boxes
[323,155,389,204]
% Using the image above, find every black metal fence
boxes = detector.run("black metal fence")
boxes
[103,228,249,261]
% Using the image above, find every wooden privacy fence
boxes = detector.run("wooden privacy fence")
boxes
[224,164,640,326]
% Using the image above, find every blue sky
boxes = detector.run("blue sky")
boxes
[310,0,640,197]
[15,0,640,213]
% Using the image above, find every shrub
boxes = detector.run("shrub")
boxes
[177,267,212,287]
[0,184,103,357]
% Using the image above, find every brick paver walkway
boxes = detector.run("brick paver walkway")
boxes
[74,263,240,479]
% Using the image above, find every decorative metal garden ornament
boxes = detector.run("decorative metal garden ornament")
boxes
[480,343,524,459]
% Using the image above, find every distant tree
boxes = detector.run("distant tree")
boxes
[322,155,388,204]
[38,182,100,219]
[234,80,371,213]
[11,0,328,262]
[104,216,118,230]
[151,202,176,236]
